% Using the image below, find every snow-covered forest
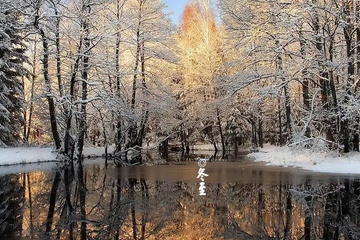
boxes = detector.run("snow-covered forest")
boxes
[1,0,360,161]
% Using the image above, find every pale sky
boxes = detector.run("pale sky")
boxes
[163,0,218,26]
[163,0,190,25]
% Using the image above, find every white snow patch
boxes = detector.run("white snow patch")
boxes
[0,147,57,165]
[0,146,113,166]
[248,144,360,174]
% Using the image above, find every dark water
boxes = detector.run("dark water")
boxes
[1,153,360,240]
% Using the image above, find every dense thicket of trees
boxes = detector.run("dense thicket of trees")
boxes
[1,0,360,160]
[0,0,28,146]
[219,0,360,153]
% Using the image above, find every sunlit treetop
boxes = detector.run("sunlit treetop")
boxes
[178,0,217,41]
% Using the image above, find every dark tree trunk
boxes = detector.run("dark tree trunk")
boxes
[64,52,81,157]
[160,138,168,157]
[311,0,335,145]
[250,118,257,148]
[77,161,87,240]
[258,118,263,148]
[180,125,186,155]
[323,184,337,239]
[63,166,74,239]
[53,3,63,98]
[354,3,360,151]
[26,38,37,142]
[328,37,338,149]
[129,179,137,240]
[22,76,27,143]
[128,3,142,151]
[33,11,61,149]
[257,185,264,225]
[77,7,90,159]
[114,178,122,240]
[26,174,34,238]
[276,37,292,143]
[299,27,311,138]
[342,3,354,153]
[140,179,149,240]
[115,0,124,153]
[45,171,61,233]
[304,195,313,240]
[283,84,293,143]
[278,99,283,146]
[216,110,226,155]
[284,187,292,239]
[137,40,149,148]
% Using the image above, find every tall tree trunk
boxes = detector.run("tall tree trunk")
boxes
[45,171,61,233]
[138,40,149,147]
[250,118,257,148]
[129,179,137,240]
[33,10,61,149]
[216,110,226,155]
[304,189,314,240]
[128,11,142,150]
[140,179,149,240]
[258,117,263,148]
[299,26,311,138]
[312,0,334,145]
[26,174,34,238]
[64,49,82,157]
[342,2,354,153]
[22,76,27,143]
[115,0,125,153]
[113,177,122,239]
[353,1,360,151]
[77,161,87,240]
[128,0,148,152]
[276,37,293,143]
[63,166,74,239]
[77,3,90,159]
[26,37,37,142]
[328,36,338,148]
[278,99,283,146]
[272,3,293,144]
[53,3,63,98]
[284,187,292,239]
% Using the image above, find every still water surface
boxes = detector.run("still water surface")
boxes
[1,152,359,239]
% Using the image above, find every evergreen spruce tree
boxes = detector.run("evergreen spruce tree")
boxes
[0,1,28,146]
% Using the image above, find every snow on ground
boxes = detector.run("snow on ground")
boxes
[248,144,360,174]
[0,147,57,165]
[1,143,360,175]
[0,145,113,166]
[0,145,114,175]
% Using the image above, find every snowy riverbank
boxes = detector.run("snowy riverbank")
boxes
[1,144,360,175]
[0,146,112,166]
[248,144,360,174]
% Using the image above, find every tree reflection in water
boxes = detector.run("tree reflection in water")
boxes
[0,174,24,239]
[2,159,360,239]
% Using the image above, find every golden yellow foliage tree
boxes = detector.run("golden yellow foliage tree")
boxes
[176,0,225,152]
[178,0,221,97]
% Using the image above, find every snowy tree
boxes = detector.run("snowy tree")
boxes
[0,0,28,146]
[218,0,360,152]
[92,0,176,158]
[176,0,225,152]
[28,0,62,149]
[218,0,297,146]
